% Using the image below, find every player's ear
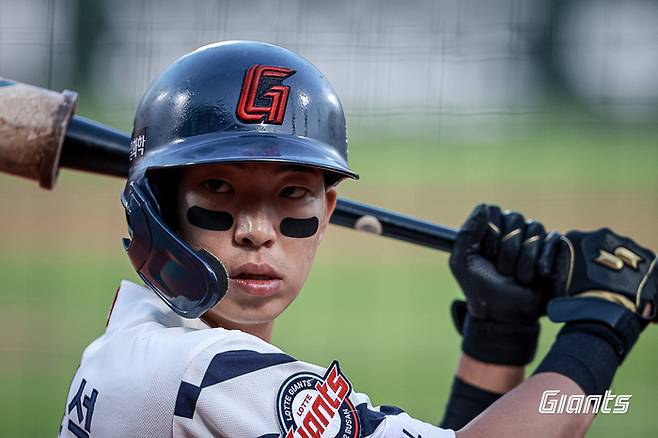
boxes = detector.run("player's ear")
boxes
[318,185,337,242]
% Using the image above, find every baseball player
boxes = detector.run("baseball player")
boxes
[58,41,657,438]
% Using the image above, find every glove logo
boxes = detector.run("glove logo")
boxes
[237,64,296,125]
[594,247,643,271]
[276,360,360,438]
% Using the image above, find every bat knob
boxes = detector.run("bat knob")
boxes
[0,77,77,189]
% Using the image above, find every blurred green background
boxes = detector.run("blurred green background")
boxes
[1,0,658,436]
[1,117,656,436]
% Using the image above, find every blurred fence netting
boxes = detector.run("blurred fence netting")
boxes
[3,0,657,135]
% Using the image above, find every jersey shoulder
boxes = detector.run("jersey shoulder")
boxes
[60,281,260,438]
[172,327,306,420]
[173,333,455,438]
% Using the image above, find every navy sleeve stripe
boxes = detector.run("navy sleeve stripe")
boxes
[354,402,405,436]
[379,405,405,416]
[174,381,202,419]
[174,349,295,419]
[200,349,295,388]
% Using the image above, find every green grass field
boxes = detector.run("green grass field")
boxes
[0,119,656,436]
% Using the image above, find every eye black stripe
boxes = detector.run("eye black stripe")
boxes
[280,217,319,238]
[186,206,233,231]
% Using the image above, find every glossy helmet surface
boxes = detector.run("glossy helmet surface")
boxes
[122,40,358,318]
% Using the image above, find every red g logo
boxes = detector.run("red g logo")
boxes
[236,65,296,124]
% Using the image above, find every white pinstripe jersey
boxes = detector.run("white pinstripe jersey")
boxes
[59,280,455,438]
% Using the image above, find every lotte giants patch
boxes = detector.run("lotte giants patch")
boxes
[276,360,360,438]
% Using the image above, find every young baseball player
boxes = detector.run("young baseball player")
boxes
[59,41,658,438]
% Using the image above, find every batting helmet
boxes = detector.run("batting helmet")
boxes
[121,41,358,318]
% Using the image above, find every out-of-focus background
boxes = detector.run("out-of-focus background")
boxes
[1,0,657,436]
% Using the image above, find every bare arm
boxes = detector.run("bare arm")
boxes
[456,353,524,394]
[456,372,593,438]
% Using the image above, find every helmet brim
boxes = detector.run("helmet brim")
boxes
[132,132,359,181]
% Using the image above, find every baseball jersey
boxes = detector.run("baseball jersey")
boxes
[59,280,455,438]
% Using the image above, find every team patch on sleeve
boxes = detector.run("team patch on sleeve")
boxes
[276,360,360,438]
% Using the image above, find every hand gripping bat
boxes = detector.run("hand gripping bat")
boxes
[0,78,456,252]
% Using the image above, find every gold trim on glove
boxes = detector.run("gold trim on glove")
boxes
[502,228,521,242]
[637,256,657,310]
[560,235,575,292]
[595,247,643,271]
[577,290,637,313]
[487,222,500,234]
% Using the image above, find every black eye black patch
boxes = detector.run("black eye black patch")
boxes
[280,217,319,238]
[186,206,233,231]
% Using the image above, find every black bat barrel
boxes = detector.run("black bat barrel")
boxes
[331,198,457,252]
[60,115,131,178]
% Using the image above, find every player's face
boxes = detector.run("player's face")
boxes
[176,162,337,330]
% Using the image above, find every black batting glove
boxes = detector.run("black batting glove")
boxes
[548,228,658,361]
[449,204,560,365]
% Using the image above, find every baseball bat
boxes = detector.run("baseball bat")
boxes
[62,116,457,252]
[0,79,457,252]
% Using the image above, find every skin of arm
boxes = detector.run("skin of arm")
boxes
[456,353,525,394]
[455,372,594,438]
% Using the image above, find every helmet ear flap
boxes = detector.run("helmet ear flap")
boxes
[197,249,228,281]
[121,190,152,268]
[122,181,229,318]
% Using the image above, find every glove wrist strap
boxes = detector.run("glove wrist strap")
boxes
[450,300,539,367]
[547,297,644,361]
[461,315,540,366]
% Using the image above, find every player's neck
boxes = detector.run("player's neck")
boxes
[201,313,274,342]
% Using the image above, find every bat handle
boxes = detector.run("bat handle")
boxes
[60,115,131,178]
[331,198,457,252]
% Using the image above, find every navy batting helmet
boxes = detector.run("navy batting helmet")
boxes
[121,41,358,318]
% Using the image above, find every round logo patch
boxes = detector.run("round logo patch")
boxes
[276,360,360,438]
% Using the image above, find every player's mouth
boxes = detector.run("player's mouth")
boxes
[230,263,283,297]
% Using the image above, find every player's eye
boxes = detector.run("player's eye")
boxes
[280,186,309,199]
[202,179,233,193]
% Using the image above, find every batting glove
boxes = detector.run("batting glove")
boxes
[449,204,560,365]
[548,228,658,361]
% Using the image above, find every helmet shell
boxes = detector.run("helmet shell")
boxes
[128,40,358,185]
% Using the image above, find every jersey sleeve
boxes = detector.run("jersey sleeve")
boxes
[172,331,455,438]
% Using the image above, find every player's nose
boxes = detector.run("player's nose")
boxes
[233,209,276,248]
